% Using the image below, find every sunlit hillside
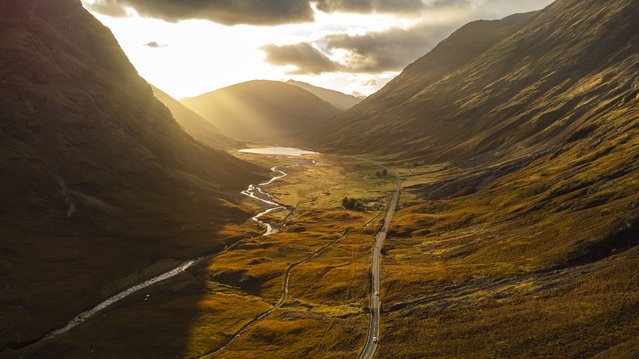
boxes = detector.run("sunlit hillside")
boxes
[181,81,341,145]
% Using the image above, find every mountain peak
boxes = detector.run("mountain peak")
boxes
[286,79,363,111]
[181,80,340,144]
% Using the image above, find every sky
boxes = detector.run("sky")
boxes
[81,0,554,99]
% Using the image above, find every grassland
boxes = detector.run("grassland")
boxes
[374,111,639,357]
[13,154,397,358]
[9,127,639,358]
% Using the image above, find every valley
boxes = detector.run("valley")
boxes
[12,151,400,358]
[2,0,638,357]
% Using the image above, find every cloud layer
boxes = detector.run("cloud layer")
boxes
[315,0,425,14]
[85,0,315,25]
[84,0,444,25]
[262,22,456,74]
[260,43,344,74]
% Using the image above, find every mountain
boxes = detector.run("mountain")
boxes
[150,84,241,149]
[181,80,341,144]
[312,0,639,356]
[321,0,638,164]
[287,79,362,111]
[0,0,265,349]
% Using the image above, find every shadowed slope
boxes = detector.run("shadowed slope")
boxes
[0,0,265,350]
[151,84,241,149]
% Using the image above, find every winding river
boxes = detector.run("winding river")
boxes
[241,166,289,235]
[28,160,295,347]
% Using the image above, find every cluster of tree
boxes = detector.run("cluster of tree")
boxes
[342,197,363,211]
[375,169,388,177]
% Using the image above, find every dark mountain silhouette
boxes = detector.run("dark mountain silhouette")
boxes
[0,0,265,349]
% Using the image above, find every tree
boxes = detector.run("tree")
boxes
[342,197,361,210]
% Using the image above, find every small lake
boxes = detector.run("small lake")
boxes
[239,147,319,156]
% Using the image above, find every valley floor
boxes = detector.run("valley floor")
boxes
[9,147,639,358]
[13,154,396,358]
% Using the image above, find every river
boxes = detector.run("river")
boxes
[29,157,299,346]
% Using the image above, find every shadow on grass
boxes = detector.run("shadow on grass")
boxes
[2,205,258,358]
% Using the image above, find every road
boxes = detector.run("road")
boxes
[359,169,401,359]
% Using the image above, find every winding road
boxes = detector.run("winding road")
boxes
[359,169,401,359]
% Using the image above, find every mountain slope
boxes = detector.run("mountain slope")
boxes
[312,0,639,356]
[151,84,241,149]
[182,80,341,144]
[287,79,362,111]
[0,0,264,349]
[322,0,638,163]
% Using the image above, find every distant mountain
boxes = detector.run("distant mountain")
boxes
[287,80,362,111]
[0,0,264,349]
[321,0,638,163]
[151,84,241,149]
[182,80,341,144]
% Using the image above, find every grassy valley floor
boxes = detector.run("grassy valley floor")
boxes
[11,137,639,358]
[14,154,397,358]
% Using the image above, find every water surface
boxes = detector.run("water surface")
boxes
[239,147,318,156]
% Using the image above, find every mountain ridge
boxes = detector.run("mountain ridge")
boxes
[319,0,638,164]
[181,80,341,144]
[287,79,362,111]
[0,0,265,348]
[150,84,241,149]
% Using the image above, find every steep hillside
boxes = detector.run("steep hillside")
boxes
[287,79,362,110]
[151,84,241,149]
[315,0,639,356]
[322,0,638,163]
[0,0,265,350]
[182,80,341,144]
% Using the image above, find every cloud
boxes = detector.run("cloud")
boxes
[262,22,456,74]
[361,79,377,87]
[84,0,314,26]
[325,24,451,72]
[315,0,425,14]
[261,43,344,74]
[144,41,167,48]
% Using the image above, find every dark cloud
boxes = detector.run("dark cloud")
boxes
[261,43,343,74]
[316,0,425,14]
[86,1,128,17]
[324,23,454,72]
[144,41,167,48]
[85,0,314,26]
[262,23,456,74]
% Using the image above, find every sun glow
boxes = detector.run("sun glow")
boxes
[83,0,553,99]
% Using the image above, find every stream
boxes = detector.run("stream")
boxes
[28,163,292,346]
[241,166,289,236]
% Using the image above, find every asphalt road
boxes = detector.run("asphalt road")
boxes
[359,169,401,359]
